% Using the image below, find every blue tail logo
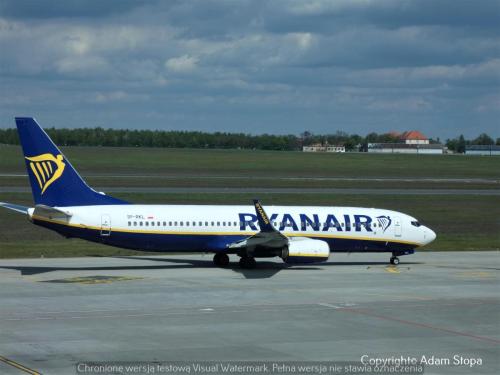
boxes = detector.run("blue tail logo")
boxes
[25,153,66,194]
[15,117,128,207]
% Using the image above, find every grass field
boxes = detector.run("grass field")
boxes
[1,145,499,191]
[0,145,499,258]
[1,144,500,179]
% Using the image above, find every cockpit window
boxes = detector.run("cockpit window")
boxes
[411,221,421,227]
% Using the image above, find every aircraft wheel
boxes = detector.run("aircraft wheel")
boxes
[239,256,257,269]
[213,253,230,267]
[390,256,400,265]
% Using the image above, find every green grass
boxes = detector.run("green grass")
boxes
[1,175,498,190]
[0,192,498,258]
[1,144,499,179]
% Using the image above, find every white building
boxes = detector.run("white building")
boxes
[465,145,500,156]
[367,143,444,154]
[303,143,345,153]
[400,130,429,145]
[367,130,443,154]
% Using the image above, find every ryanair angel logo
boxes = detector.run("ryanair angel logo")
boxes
[376,215,392,233]
[25,153,66,194]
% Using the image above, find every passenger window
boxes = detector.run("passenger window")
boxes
[205,221,208,226]
[199,221,202,226]
[193,221,196,226]
[211,221,214,226]
[151,222,154,226]
[180,222,183,226]
[174,221,177,226]
[146,222,149,226]
[186,221,189,226]
[217,222,220,226]
[140,222,143,226]
[128,221,131,226]
[133,222,137,226]
[163,221,166,226]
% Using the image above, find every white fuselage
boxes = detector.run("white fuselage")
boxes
[29,204,436,254]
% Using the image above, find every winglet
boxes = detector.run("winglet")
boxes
[253,199,276,233]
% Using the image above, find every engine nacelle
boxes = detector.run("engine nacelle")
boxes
[282,237,330,264]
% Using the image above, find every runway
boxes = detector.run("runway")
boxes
[0,251,498,374]
[1,186,500,195]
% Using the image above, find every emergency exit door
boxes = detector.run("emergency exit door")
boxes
[394,216,402,237]
[101,214,111,236]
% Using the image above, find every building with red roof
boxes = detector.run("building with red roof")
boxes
[399,130,429,145]
[367,130,443,154]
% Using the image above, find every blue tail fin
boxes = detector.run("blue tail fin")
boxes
[15,117,128,207]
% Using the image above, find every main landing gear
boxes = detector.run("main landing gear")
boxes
[212,253,258,269]
[213,253,229,267]
[239,256,257,269]
[390,256,400,265]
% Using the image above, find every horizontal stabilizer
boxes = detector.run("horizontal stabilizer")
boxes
[33,204,72,219]
[0,202,29,214]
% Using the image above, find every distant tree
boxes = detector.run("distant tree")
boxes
[457,135,466,154]
[364,132,379,143]
[446,138,457,152]
[496,138,500,145]
[429,137,441,144]
[472,133,494,145]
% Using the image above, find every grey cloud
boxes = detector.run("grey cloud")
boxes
[0,0,498,139]
[0,0,151,19]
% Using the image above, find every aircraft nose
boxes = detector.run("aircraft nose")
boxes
[424,227,436,244]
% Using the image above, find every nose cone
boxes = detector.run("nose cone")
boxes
[424,227,437,245]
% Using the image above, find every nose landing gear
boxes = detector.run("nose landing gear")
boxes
[390,256,400,265]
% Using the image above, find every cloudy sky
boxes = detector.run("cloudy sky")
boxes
[0,0,499,139]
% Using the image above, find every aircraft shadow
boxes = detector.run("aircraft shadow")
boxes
[116,256,314,279]
[0,257,422,279]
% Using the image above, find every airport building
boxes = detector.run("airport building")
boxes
[465,145,500,156]
[303,143,345,153]
[367,130,445,154]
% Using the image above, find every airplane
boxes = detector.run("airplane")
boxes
[0,117,436,268]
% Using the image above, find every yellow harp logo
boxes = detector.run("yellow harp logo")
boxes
[25,153,66,194]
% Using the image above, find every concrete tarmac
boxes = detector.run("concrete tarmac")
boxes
[0,252,498,374]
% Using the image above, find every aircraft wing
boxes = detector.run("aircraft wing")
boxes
[0,202,29,214]
[227,200,289,250]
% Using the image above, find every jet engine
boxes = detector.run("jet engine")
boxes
[282,237,330,264]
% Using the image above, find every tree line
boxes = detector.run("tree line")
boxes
[0,127,498,153]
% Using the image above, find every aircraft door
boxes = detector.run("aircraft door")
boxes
[394,216,402,237]
[101,214,111,236]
